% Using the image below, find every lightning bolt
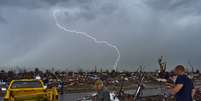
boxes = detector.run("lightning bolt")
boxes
[52,8,120,71]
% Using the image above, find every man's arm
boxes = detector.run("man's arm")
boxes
[191,80,196,98]
[169,84,183,95]
[192,88,196,98]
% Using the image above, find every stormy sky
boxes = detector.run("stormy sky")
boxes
[0,0,201,71]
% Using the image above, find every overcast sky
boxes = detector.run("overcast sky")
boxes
[0,0,201,71]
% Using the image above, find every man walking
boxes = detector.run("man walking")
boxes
[169,65,195,101]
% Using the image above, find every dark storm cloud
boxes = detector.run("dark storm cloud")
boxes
[0,0,201,71]
[0,0,118,22]
[0,9,6,23]
[0,0,44,9]
[145,0,201,16]
[0,16,6,23]
[145,0,193,10]
[0,0,95,9]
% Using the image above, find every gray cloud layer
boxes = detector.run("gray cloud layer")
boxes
[0,0,201,71]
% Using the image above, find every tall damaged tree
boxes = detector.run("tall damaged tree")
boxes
[158,56,168,79]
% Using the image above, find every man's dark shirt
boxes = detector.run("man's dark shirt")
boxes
[175,75,194,101]
[96,88,111,101]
